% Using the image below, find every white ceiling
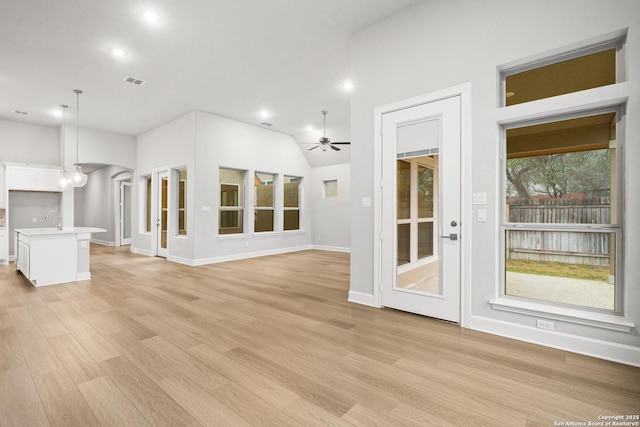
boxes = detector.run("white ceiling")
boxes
[0,0,422,167]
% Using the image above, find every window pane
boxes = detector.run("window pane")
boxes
[145,176,151,232]
[397,223,410,266]
[255,173,274,208]
[219,168,245,234]
[324,180,337,197]
[219,210,243,234]
[255,210,274,232]
[284,210,299,231]
[506,113,615,225]
[417,165,434,218]
[284,177,300,208]
[418,222,434,259]
[505,48,616,106]
[397,160,410,220]
[178,170,186,235]
[505,229,616,310]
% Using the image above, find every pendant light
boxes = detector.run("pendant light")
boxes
[70,89,88,187]
[57,104,70,189]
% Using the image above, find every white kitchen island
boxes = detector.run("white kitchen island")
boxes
[15,227,106,287]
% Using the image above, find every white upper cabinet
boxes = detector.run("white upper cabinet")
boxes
[5,164,62,192]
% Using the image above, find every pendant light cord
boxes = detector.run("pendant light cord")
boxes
[74,89,82,166]
[61,104,68,169]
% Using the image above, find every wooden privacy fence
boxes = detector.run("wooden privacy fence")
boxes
[507,197,612,266]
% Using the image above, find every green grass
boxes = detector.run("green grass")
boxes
[506,259,610,282]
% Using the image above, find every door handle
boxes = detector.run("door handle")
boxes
[440,233,458,241]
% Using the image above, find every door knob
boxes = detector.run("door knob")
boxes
[450,221,458,227]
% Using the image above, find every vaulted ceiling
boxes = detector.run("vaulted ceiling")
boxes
[0,0,422,162]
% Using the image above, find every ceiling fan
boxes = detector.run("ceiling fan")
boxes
[307,110,350,151]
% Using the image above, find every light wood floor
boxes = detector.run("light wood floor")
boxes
[1,246,638,426]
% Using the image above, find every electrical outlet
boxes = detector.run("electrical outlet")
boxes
[32,217,37,223]
[536,319,555,331]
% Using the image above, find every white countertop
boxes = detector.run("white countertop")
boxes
[14,227,107,236]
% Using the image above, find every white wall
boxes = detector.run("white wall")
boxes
[193,111,312,263]
[350,0,640,364]
[310,163,351,251]
[7,191,61,256]
[80,165,131,245]
[135,111,196,259]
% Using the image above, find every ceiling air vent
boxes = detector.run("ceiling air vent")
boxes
[13,110,30,115]
[260,122,273,127]
[124,76,146,86]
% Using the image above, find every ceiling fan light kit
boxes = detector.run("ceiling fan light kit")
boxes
[308,110,350,152]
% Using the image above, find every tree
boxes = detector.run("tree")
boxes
[506,149,610,199]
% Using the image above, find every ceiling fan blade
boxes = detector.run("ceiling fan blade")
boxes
[330,142,350,145]
[308,145,320,151]
[330,145,341,151]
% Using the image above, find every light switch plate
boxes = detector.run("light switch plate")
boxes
[477,209,487,222]
[361,197,371,208]
[472,192,487,205]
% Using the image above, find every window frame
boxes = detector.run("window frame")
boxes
[491,31,631,330]
[323,179,338,198]
[254,171,276,234]
[283,175,302,232]
[219,168,246,236]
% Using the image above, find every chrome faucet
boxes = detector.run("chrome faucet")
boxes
[44,210,62,230]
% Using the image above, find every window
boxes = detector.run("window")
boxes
[284,176,301,231]
[501,36,623,106]
[143,176,151,233]
[498,32,629,320]
[324,179,338,198]
[254,172,275,232]
[219,168,245,235]
[177,169,187,236]
[503,112,622,313]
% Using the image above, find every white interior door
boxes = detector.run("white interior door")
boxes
[381,95,461,322]
[119,181,132,245]
[156,171,168,258]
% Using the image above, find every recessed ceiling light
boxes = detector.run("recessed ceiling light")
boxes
[305,126,314,132]
[110,48,126,58]
[342,80,354,92]
[53,110,63,117]
[142,10,161,24]
[259,110,270,119]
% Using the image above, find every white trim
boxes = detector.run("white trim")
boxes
[372,82,472,327]
[91,239,115,246]
[490,298,634,333]
[348,291,377,307]
[76,272,91,281]
[130,247,152,256]
[468,314,640,367]
[311,245,350,253]
[190,245,313,266]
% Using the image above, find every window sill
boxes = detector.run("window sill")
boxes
[283,229,305,235]
[217,233,248,240]
[489,298,635,333]
[253,231,280,238]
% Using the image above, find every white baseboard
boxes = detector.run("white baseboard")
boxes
[311,245,350,253]
[76,272,91,281]
[91,239,115,246]
[130,247,153,257]
[348,291,378,307]
[468,314,640,367]
[191,245,314,266]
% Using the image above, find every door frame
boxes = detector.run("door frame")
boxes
[113,172,132,247]
[372,83,472,327]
